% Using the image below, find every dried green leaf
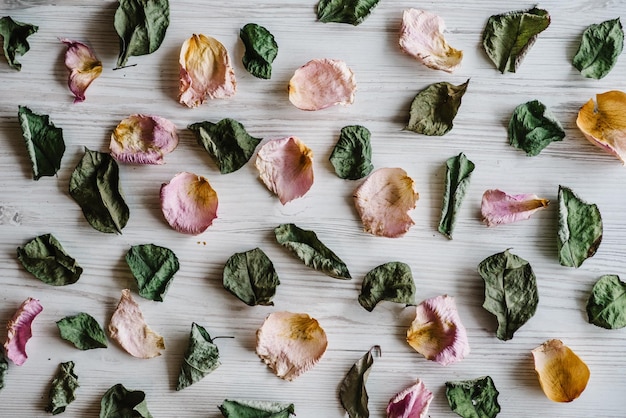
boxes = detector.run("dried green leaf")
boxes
[240,23,278,79]
[339,346,380,418]
[0,16,37,70]
[18,106,65,180]
[69,148,129,234]
[177,323,221,391]
[56,313,108,350]
[573,18,624,79]
[100,383,152,418]
[274,223,351,280]
[329,125,373,180]
[17,234,82,286]
[126,243,179,302]
[482,7,550,73]
[0,351,8,391]
[358,262,415,312]
[46,361,79,415]
[508,100,565,156]
[558,186,603,268]
[445,376,501,418]
[586,274,626,329]
[223,248,279,306]
[219,399,295,418]
[188,119,261,174]
[438,153,475,239]
[477,249,538,341]
[406,80,469,136]
[317,0,380,25]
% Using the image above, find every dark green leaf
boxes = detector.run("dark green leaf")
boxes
[18,106,65,180]
[445,376,501,418]
[126,243,179,302]
[0,351,8,391]
[508,100,565,156]
[317,0,380,26]
[477,249,538,341]
[177,323,221,391]
[482,7,551,73]
[69,148,129,234]
[100,383,152,418]
[358,262,415,312]
[573,18,624,79]
[339,346,379,418]
[240,23,278,79]
[274,223,351,280]
[329,125,373,180]
[0,16,37,70]
[17,234,82,286]
[219,399,295,418]
[114,0,170,68]
[223,248,279,306]
[56,313,108,350]
[587,274,626,329]
[558,186,603,268]
[438,153,475,239]
[406,80,469,136]
[46,361,79,415]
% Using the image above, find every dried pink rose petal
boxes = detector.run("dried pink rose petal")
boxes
[108,289,164,359]
[179,34,236,108]
[4,297,43,366]
[60,38,102,103]
[256,311,327,381]
[406,295,469,366]
[255,136,314,204]
[387,379,433,418]
[160,172,219,235]
[481,189,549,226]
[110,115,178,164]
[354,167,419,238]
[288,58,356,111]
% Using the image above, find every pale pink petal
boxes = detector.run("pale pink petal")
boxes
[354,167,419,238]
[160,172,219,235]
[399,9,463,73]
[110,115,179,164]
[60,38,102,103]
[288,59,356,111]
[108,289,164,359]
[255,137,314,204]
[481,189,549,226]
[256,311,327,381]
[178,34,236,108]
[3,297,43,366]
[406,295,469,366]
[386,380,433,418]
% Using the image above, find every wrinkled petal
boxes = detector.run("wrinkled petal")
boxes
[576,90,626,163]
[60,38,102,103]
[108,289,164,359]
[399,9,463,73]
[179,34,236,108]
[256,311,327,381]
[481,189,549,226]
[354,167,419,238]
[406,295,469,366]
[255,137,314,204]
[160,172,219,235]
[288,58,356,111]
[532,339,590,402]
[4,297,43,366]
[110,115,178,164]
[386,379,433,418]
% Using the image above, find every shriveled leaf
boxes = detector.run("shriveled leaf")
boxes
[100,383,152,418]
[358,262,415,312]
[3,297,43,366]
[177,323,221,390]
[223,247,279,306]
[405,80,469,136]
[329,125,373,180]
[481,189,549,226]
[445,376,501,418]
[339,346,380,418]
[18,106,65,180]
[288,59,356,111]
[317,0,380,25]
[110,115,178,165]
[56,312,108,350]
[219,399,295,418]
[240,23,278,79]
[573,18,623,79]
[387,380,433,418]
[46,361,79,415]
[0,16,37,70]
[60,38,102,103]
[17,233,82,286]
[586,274,626,329]
[0,354,7,391]
[508,100,565,156]
[126,243,179,302]
[438,153,475,239]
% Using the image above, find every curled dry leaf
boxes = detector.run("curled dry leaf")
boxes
[60,39,102,103]
[386,379,433,418]
[445,376,501,418]
[0,16,38,71]
[354,167,419,238]
[481,189,549,226]
[288,58,356,111]
[110,115,178,165]
[339,345,380,418]
[4,297,43,365]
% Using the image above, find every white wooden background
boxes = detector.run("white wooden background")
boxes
[1,1,626,417]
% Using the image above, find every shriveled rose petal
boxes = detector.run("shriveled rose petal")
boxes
[288,58,356,111]
[481,189,549,226]
[3,297,43,366]
[108,289,164,359]
[532,339,590,402]
[354,167,419,238]
[179,34,236,108]
[110,115,178,164]
[577,90,626,163]
[255,137,314,204]
[386,379,433,418]
[399,9,463,73]
[256,311,327,381]
[406,295,469,366]
[60,38,102,103]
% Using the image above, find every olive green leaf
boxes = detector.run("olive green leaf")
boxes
[482,7,550,73]
[69,148,129,234]
[573,18,624,79]
[586,274,626,329]
[177,323,222,391]
[223,248,279,306]
[274,223,351,280]
[56,312,108,350]
[126,243,179,302]
[406,80,469,136]
[100,383,152,418]
[558,186,603,268]
[329,125,373,180]
[18,106,65,180]
[0,16,38,70]
[339,345,380,418]
[508,100,565,156]
[219,399,295,418]
[477,249,538,341]
[317,0,380,25]
[17,234,82,286]
[438,153,475,239]
[188,119,261,174]
[0,351,8,391]
[445,376,501,418]
[114,0,170,68]
[358,262,415,312]
[240,23,278,79]
[46,361,79,415]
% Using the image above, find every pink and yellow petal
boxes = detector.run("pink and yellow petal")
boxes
[3,297,43,366]
[481,189,549,226]
[60,38,102,103]
[386,380,433,418]
[110,115,179,164]
[288,59,356,111]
